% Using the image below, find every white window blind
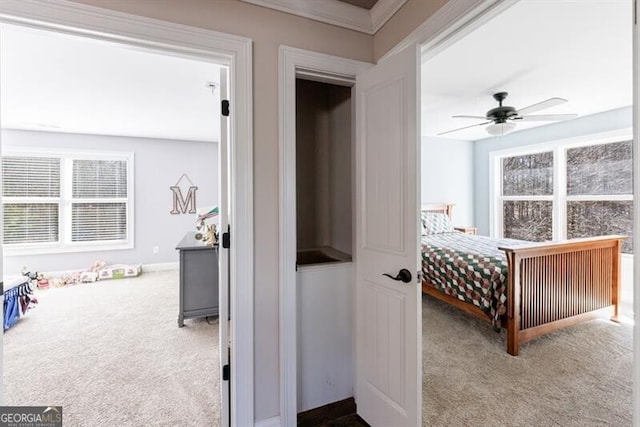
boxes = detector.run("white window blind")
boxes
[2,156,61,244]
[3,203,59,244]
[71,159,128,243]
[2,156,60,197]
[72,159,127,198]
[71,202,127,242]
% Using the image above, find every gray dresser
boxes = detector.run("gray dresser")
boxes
[176,232,219,327]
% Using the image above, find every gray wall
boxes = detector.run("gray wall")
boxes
[421,136,474,227]
[473,106,633,235]
[1,129,218,275]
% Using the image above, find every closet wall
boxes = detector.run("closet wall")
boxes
[296,79,352,257]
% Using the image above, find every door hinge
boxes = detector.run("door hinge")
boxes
[222,230,231,249]
[222,364,230,381]
[222,100,230,117]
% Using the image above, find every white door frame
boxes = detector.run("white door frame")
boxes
[633,1,639,426]
[278,45,371,426]
[0,1,254,426]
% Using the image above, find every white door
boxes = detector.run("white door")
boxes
[218,67,230,427]
[355,45,421,426]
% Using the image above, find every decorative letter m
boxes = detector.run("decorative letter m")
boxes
[170,186,198,214]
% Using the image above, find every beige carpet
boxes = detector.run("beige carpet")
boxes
[3,270,220,427]
[8,273,631,426]
[423,295,633,427]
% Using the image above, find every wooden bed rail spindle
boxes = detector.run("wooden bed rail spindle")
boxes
[611,239,622,321]
[504,250,520,356]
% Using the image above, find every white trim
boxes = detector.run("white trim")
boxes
[3,242,133,256]
[142,262,179,272]
[278,45,371,427]
[499,196,554,202]
[565,195,634,202]
[554,148,566,240]
[254,416,281,427]
[632,1,639,425]
[488,128,633,158]
[380,0,514,63]
[296,261,352,274]
[488,151,499,237]
[370,0,407,33]
[0,2,254,426]
[241,0,406,35]
[224,20,253,427]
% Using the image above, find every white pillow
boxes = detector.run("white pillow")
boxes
[421,212,454,235]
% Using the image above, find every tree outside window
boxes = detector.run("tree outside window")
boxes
[497,139,633,254]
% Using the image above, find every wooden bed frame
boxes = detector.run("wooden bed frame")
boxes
[421,203,625,356]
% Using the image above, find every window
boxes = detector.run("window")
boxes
[565,141,633,253]
[2,150,133,253]
[494,136,633,254]
[501,152,554,242]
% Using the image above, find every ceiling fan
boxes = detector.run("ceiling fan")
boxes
[438,92,578,136]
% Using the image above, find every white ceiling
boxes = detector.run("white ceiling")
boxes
[0,24,221,143]
[1,1,632,144]
[421,0,633,141]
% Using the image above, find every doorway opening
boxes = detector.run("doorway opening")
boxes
[419,1,634,425]
[0,21,226,425]
[0,3,254,425]
[295,76,353,416]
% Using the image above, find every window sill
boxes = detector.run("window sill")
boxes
[3,242,133,257]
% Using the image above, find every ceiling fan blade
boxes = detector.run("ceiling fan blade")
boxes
[437,121,492,136]
[517,97,567,115]
[452,115,487,120]
[514,113,578,122]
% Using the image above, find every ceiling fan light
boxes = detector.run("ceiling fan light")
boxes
[486,121,516,136]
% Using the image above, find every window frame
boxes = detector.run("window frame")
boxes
[489,129,633,250]
[2,147,134,255]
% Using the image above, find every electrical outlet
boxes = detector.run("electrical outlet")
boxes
[153,246,159,254]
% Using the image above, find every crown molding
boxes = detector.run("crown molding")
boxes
[241,0,407,34]
[370,0,407,33]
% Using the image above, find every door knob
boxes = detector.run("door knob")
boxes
[382,268,412,283]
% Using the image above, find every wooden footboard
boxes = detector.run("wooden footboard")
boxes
[499,236,625,356]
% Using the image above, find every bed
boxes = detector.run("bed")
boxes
[421,203,625,356]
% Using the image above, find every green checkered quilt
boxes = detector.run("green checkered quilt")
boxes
[421,232,524,328]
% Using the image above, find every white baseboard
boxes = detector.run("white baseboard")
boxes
[142,262,179,272]
[255,416,281,427]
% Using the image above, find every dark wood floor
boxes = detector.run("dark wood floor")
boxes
[319,414,369,426]
[297,398,370,427]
